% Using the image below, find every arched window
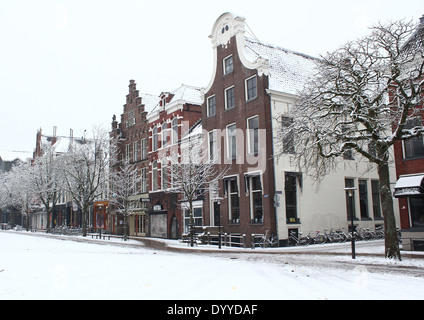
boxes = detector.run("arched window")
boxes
[172,118,179,144]
[152,127,158,151]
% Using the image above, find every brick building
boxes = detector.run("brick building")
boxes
[393,15,424,251]
[202,13,397,246]
[110,80,159,236]
[146,85,202,239]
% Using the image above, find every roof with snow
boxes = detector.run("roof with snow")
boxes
[244,37,319,95]
[140,93,160,113]
[170,85,203,105]
[149,84,203,114]
[402,15,424,55]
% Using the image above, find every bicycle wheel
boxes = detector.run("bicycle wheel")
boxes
[259,238,269,248]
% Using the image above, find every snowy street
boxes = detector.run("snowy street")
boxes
[0,231,423,300]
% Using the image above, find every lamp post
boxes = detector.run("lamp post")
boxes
[344,187,357,259]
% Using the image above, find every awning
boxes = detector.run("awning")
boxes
[394,175,424,198]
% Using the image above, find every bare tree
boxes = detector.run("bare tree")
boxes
[29,146,66,230]
[109,157,139,240]
[279,19,423,260]
[167,123,228,246]
[63,128,110,236]
[0,166,33,230]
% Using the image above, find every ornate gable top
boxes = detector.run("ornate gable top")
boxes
[209,12,246,48]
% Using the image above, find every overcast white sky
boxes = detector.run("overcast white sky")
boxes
[0,0,423,157]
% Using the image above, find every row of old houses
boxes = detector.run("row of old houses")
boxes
[3,12,423,250]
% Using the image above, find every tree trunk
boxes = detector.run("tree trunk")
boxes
[82,206,87,237]
[378,161,401,260]
[189,199,194,247]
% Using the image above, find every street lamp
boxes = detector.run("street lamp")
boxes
[344,187,357,259]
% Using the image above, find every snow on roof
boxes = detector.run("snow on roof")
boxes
[244,37,319,96]
[148,84,203,115]
[51,136,72,154]
[402,15,424,55]
[170,85,203,105]
[140,93,160,113]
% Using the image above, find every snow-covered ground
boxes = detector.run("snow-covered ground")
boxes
[0,231,423,300]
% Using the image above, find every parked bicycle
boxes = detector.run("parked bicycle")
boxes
[287,226,387,247]
[259,230,278,248]
[287,231,311,246]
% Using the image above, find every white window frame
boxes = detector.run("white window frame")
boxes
[225,86,235,110]
[172,118,179,145]
[245,172,263,223]
[133,141,138,162]
[161,162,168,190]
[245,75,257,101]
[152,161,158,191]
[226,123,237,160]
[208,130,217,163]
[223,175,240,224]
[141,168,147,193]
[223,54,234,75]
[152,127,158,151]
[125,144,130,161]
[141,138,147,160]
[207,95,216,117]
[161,122,168,148]
[247,115,259,155]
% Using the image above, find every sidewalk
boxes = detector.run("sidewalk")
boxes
[138,236,424,259]
[4,230,424,259]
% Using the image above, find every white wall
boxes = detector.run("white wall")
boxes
[269,92,400,240]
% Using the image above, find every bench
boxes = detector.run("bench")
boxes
[90,233,111,240]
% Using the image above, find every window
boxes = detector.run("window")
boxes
[359,180,369,219]
[285,173,298,223]
[152,127,158,151]
[161,122,168,148]
[152,161,158,191]
[371,180,382,219]
[208,130,217,162]
[410,198,424,228]
[141,138,147,160]
[207,95,216,117]
[225,86,235,110]
[342,127,354,160]
[245,76,257,101]
[183,207,203,234]
[125,144,131,161]
[249,175,263,224]
[226,123,237,160]
[131,170,137,195]
[133,141,138,162]
[248,116,259,155]
[345,178,356,221]
[403,117,424,159]
[281,116,295,154]
[172,118,179,144]
[162,163,168,189]
[224,55,233,74]
[141,168,147,193]
[224,177,239,224]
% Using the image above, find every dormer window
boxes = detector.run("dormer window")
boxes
[224,55,233,75]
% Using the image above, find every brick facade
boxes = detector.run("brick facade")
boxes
[202,16,276,244]
[147,86,202,239]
